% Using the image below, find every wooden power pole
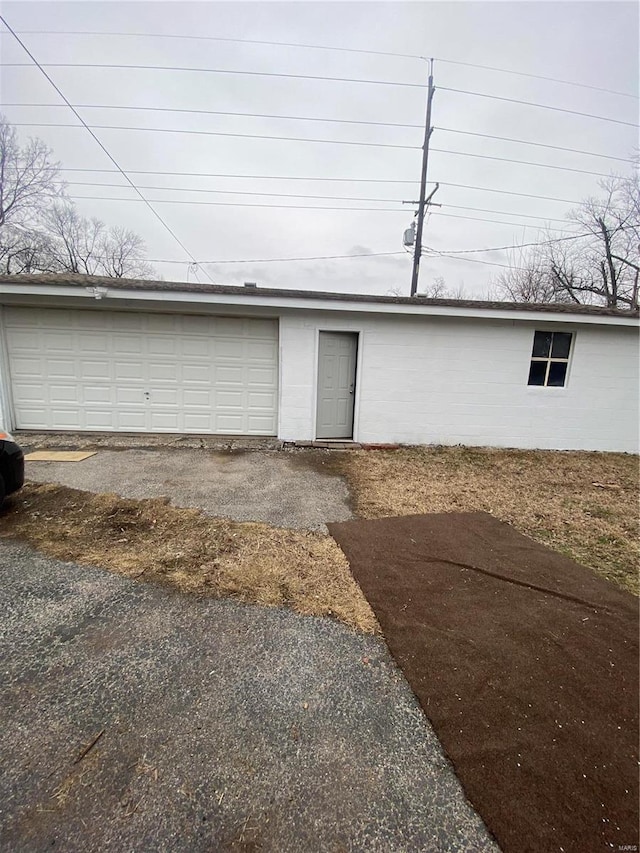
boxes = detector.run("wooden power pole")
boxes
[410,60,436,297]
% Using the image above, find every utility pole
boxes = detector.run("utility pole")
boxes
[410,59,436,297]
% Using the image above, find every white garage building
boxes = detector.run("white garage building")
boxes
[0,274,637,453]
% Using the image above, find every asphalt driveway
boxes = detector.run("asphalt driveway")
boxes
[24,448,350,531]
[0,541,498,852]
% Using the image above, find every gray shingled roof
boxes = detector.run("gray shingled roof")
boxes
[0,273,636,317]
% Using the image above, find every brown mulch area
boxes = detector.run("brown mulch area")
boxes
[333,446,639,595]
[329,511,639,853]
[0,483,378,633]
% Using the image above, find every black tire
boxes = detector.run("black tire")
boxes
[0,474,5,506]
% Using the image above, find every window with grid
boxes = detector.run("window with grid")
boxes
[527,331,573,387]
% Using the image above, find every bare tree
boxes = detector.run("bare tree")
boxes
[101,225,154,278]
[0,116,155,279]
[43,203,154,278]
[418,276,466,299]
[0,225,56,274]
[497,172,640,310]
[0,115,63,229]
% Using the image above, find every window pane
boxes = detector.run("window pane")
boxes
[548,361,568,387]
[528,361,547,386]
[532,331,552,358]
[551,332,572,359]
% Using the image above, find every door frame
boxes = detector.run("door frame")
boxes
[313,328,363,441]
[0,306,16,431]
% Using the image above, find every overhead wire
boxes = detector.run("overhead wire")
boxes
[63,180,573,223]
[11,122,617,178]
[66,193,577,232]
[7,28,639,99]
[54,168,587,205]
[125,227,615,266]
[0,17,215,283]
[2,102,630,162]
[3,61,638,127]
[438,86,638,128]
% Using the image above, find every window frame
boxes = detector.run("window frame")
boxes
[527,329,574,389]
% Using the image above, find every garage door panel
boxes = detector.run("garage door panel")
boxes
[18,407,49,428]
[183,389,211,407]
[247,341,277,360]
[248,414,277,433]
[217,390,244,408]
[48,360,77,379]
[11,357,43,378]
[248,366,277,385]
[86,411,116,429]
[115,361,146,381]
[81,361,111,380]
[182,338,210,358]
[150,411,179,431]
[12,383,44,402]
[51,409,81,428]
[84,387,112,404]
[49,385,80,404]
[117,411,147,430]
[216,340,244,359]
[116,387,146,405]
[151,389,180,406]
[113,334,144,355]
[4,307,278,435]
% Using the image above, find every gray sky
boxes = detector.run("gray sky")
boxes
[1,0,638,296]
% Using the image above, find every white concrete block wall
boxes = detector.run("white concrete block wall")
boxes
[278,310,639,453]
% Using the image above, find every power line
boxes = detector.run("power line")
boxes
[66,181,408,203]
[0,18,215,283]
[1,61,428,90]
[67,193,576,232]
[429,211,574,232]
[12,122,615,178]
[424,222,639,257]
[421,249,526,271]
[67,195,413,211]
[9,29,639,99]
[429,147,613,178]
[64,180,571,222]
[436,127,629,163]
[3,102,422,130]
[149,251,409,264]
[442,203,568,224]
[56,167,586,205]
[13,122,420,151]
[124,227,613,267]
[5,102,627,163]
[438,182,581,205]
[439,86,639,128]
[5,61,638,127]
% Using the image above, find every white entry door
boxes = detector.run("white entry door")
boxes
[316,331,358,439]
[4,307,278,434]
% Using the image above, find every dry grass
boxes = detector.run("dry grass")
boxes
[334,446,639,595]
[0,483,378,633]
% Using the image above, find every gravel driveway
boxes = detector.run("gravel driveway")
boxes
[25,448,350,531]
[0,541,498,853]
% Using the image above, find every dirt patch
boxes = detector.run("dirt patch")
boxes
[334,446,639,595]
[0,483,378,633]
[329,512,639,853]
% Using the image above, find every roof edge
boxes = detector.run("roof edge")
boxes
[0,273,637,319]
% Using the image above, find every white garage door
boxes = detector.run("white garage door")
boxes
[4,307,279,434]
